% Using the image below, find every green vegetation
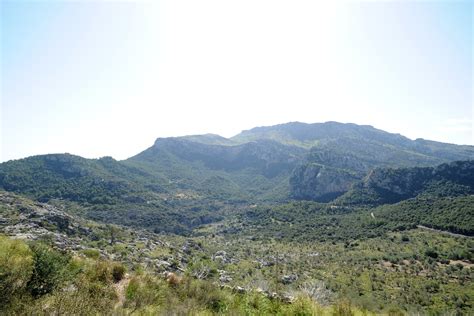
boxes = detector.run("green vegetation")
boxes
[0,154,229,234]
[193,230,473,315]
[238,195,474,242]
[339,160,474,206]
[1,190,473,314]
[0,122,473,314]
[376,195,474,236]
[0,236,33,306]
[0,235,377,315]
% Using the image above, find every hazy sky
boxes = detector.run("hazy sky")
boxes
[1,0,472,162]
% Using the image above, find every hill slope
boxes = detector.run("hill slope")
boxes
[232,122,473,201]
[0,121,472,219]
[233,121,474,161]
[338,160,474,206]
[0,154,160,204]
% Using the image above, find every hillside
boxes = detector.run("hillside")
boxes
[0,154,163,204]
[338,160,474,206]
[130,122,473,202]
[0,155,229,234]
[275,123,473,201]
[0,143,472,313]
[233,122,473,162]
[126,137,306,201]
[1,191,473,315]
[1,123,473,219]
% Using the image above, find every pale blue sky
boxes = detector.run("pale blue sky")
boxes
[1,0,472,162]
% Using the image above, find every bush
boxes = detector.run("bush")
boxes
[37,277,117,315]
[125,275,164,312]
[27,242,70,297]
[0,236,34,306]
[425,249,438,259]
[112,263,126,283]
[88,260,113,284]
[81,248,100,259]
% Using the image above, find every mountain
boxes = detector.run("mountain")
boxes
[338,160,474,206]
[131,122,473,202]
[1,122,474,315]
[126,137,306,201]
[233,121,473,161]
[233,122,473,201]
[1,122,472,207]
[0,154,227,234]
[0,154,161,204]
[233,121,412,148]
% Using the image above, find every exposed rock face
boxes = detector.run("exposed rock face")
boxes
[365,160,474,199]
[304,147,369,173]
[289,164,358,202]
[339,160,474,205]
[0,192,87,251]
[213,250,231,263]
[0,191,188,273]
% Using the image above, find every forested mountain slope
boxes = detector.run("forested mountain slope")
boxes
[2,122,472,205]
[1,123,473,315]
[338,160,474,205]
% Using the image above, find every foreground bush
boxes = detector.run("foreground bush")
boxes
[27,242,71,297]
[0,236,34,306]
[0,236,377,315]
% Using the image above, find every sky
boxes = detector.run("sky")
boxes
[1,0,472,162]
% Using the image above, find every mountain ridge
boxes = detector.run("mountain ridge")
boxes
[2,121,472,206]
[1,122,473,315]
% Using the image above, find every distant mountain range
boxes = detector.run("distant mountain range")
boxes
[0,121,472,233]
[2,121,473,201]
[2,121,473,315]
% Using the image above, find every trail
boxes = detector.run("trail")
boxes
[416,225,472,238]
[114,274,131,310]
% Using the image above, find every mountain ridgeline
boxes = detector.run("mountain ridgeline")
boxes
[0,122,472,233]
[1,122,473,203]
[1,121,474,315]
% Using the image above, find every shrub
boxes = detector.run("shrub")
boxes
[81,248,100,259]
[112,263,126,283]
[425,249,438,259]
[0,236,34,306]
[281,296,322,315]
[27,242,70,297]
[88,260,113,284]
[125,275,164,312]
[333,300,354,316]
[38,277,117,315]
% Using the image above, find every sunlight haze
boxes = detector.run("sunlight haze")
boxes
[1,0,472,162]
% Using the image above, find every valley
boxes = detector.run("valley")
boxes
[1,122,473,315]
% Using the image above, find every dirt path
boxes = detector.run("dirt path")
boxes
[114,274,131,310]
[417,225,472,238]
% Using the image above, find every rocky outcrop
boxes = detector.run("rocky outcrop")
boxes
[290,163,359,202]
[0,191,187,273]
[339,160,474,205]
